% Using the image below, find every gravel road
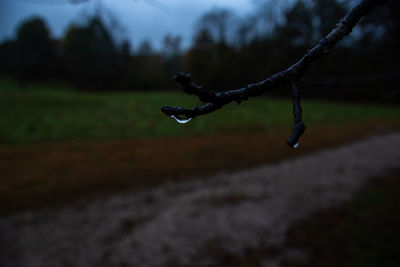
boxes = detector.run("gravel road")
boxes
[1,133,400,267]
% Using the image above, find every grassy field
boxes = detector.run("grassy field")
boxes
[1,78,400,213]
[1,78,400,144]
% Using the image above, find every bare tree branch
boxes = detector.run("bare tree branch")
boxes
[161,0,388,147]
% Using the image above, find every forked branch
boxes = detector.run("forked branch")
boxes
[161,0,388,147]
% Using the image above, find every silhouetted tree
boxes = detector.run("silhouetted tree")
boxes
[277,0,314,48]
[192,29,215,49]
[234,16,259,48]
[195,8,237,45]
[0,40,17,76]
[1,0,397,97]
[14,17,57,81]
[312,0,346,36]
[358,0,400,43]
[161,34,182,74]
[120,39,131,60]
[137,40,154,56]
[162,34,182,56]
[62,16,117,89]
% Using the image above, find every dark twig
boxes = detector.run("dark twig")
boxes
[161,0,388,146]
[287,80,306,148]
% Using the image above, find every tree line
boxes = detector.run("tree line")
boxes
[0,0,398,100]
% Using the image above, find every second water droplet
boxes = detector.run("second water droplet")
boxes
[293,142,300,148]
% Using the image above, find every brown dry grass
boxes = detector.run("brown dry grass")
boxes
[1,119,399,214]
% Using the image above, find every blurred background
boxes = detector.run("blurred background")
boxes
[0,0,399,266]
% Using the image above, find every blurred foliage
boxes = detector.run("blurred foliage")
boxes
[0,0,399,100]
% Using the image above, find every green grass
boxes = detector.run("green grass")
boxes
[1,78,400,144]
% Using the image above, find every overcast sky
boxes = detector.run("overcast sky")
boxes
[0,0,256,50]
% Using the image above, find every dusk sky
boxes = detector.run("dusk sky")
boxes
[0,0,256,50]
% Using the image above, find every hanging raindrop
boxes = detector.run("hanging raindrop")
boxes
[293,142,300,148]
[171,115,192,124]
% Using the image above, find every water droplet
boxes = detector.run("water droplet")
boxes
[293,142,299,148]
[171,115,192,124]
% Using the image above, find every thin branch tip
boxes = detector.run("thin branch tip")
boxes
[287,122,306,148]
[287,79,306,148]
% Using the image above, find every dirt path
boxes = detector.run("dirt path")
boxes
[1,133,400,267]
